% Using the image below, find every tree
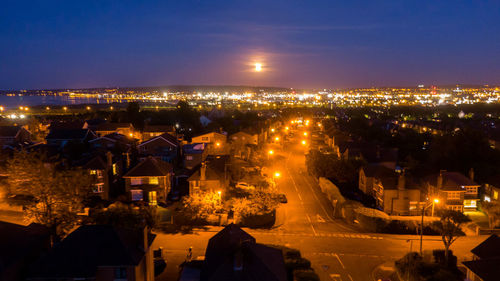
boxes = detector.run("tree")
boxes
[7,151,93,243]
[432,210,471,262]
[91,202,157,230]
[181,191,223,219]
[482,201,500,228]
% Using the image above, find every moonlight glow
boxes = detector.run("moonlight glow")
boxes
[255,63,262,72]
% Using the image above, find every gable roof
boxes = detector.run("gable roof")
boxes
[83,156,107,170]
[28,225,155,279]
[201,224,286,281]
[0,222,49,278]
[46,129,95,140]
[362,164,397,178]
[138,133,179,148]
[471,234,500,259]
[123,157,172,177]
[96,123,132,131]
[426,171,479,190]
[462,258,500,281]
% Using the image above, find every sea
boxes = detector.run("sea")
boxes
[0,94,112,109]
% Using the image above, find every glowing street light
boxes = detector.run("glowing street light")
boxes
[0,106,4,112]
[303,132,308,136]
[301,140,307,145]
[275,137,280,142]
[86,106,91,110]
[271,128,275,133]
[216,142,221,147]
[268,150,274,155]
[420,198,441,254]
[274,171,281,178]
[63,106,68,111]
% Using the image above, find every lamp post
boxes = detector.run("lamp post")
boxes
[420,198,440,255]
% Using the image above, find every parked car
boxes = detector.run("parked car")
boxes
[236,182,256,190]
[277,194,288,203]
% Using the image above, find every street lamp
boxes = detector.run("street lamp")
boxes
[301,140,307,145]
[420,198,440,255]
[275,136,280,142]
[274,171,281,179]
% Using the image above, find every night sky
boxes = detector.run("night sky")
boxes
[1,0,499,90]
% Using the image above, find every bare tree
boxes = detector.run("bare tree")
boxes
[7,151,93,243]
[433,210,471,262]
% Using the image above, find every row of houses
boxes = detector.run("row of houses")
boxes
[320,123,499,216]
[0,121,268,206]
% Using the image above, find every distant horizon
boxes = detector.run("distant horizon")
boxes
[1,82,499,92]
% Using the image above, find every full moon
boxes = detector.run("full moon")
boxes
[255,63,262,72]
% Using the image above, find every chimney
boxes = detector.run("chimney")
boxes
[468,168,475,181]
[437,170,445,190]
[397,172,406,191]
[200,161,206,181]
[106,151,113,169]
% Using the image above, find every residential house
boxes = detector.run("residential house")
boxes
[229,131,258,160]
[462,234,500,281]
[48,120,88,130]
[95,123,135,138]
[200,224,286,281]
[138,133,179,163]
[0,125,31,146]
[141,125,176,141]
[424,170,480,212]
[45,128,96,147]
[0,222,50,281]
[359,164,425,215]
[484,175,500,203]
[123,156,173,205]
[188,155,230,195]
[89,133,134,153]
[27,225,156,281]
[182,143,207,170]
[82,153,113,200]
[191,132,227,148]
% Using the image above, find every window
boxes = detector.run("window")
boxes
[130,178,142,186]
[447,192,461,200]
[465,186,477,194]
[186,155,193,160]
[93,183,104,193]
[464,200,477,208]
[149,177,159,185]
[90,170,97,175]
[131,189,143,201]
[114,267,127,280]
[202,137,209,141]
[494,190,498,200]
[148,191,157,206]
[112,163,118,175]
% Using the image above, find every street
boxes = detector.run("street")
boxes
[154,139,488,281]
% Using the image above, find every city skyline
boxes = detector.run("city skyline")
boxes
[1,0,500,90]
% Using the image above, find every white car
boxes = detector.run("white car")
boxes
[235,182,255,190]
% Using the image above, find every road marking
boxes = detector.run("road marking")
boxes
[348,274,354,281]
[306,214,318,236]
[316,214,326,223]
[329,273,342,281]
[334,254,345,269]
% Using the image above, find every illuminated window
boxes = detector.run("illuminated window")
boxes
[90,170,97,175]
[186,155,193,160]
[93,183,104,193]
[494,190,498,200]
[464,200,477,208]
[131,178,142,186]
[148,191,157,206]
[112,163,118,175]
[149,177,159,185]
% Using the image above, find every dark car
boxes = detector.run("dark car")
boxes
[277,194,288,203]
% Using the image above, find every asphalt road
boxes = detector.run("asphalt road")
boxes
[154,139,488,281]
